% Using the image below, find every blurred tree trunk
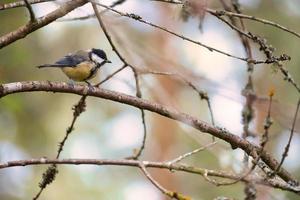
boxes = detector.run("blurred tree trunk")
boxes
[149,5,181,199]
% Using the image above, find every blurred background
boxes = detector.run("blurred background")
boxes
[0,0,300,199]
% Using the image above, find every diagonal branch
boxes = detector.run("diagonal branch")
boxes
[0,0,88,49]
[0,80,298,184]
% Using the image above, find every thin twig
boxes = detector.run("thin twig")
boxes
[203,169,238,186]
[58,13,95,21]
[139,163,187,199]
[94,64,128,87]
[90,1,268,64]
[218,0,253,72]
[130,69,147,159]
[150,0,300,39]
[92,2,147,159]
[206,8,300,40]
[168,142,217,164]
[273,98,300,177]
[91,2,127,63]
[150,0,182,4]
[56,96,87,158]
[33,95,88,199]
[139,163,166,193]
[110,0,127,7]
[140,69,216,133]
[276,64,300,93]
[23,0,36,22]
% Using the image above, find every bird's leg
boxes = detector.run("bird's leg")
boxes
[67,80,75,89]
[85,81,94,92]
[85,80,92,87]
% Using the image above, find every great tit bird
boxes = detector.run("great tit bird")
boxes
[37,48,111,83]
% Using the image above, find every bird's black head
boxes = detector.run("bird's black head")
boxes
[91,48,108,60]
[89,48,111,66]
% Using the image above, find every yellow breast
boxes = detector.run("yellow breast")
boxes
[61,62,95,81]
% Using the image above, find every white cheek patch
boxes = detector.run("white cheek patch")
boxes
[91,53,105,64]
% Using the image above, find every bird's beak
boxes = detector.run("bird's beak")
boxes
[106,60,112,63]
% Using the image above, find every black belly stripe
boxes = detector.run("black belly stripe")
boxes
[84,61,107,81]
[84,66,97,81]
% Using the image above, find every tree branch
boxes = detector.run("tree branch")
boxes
[151,0,300,39]
[0,81,298,184]
[0,0,88,49]
[0,0,55,10]
[1,158,299,194]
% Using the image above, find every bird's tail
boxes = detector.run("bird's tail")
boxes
[37,64,65,68]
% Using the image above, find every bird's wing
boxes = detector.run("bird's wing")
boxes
[37,50,90,68]
[55,54,86,66]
